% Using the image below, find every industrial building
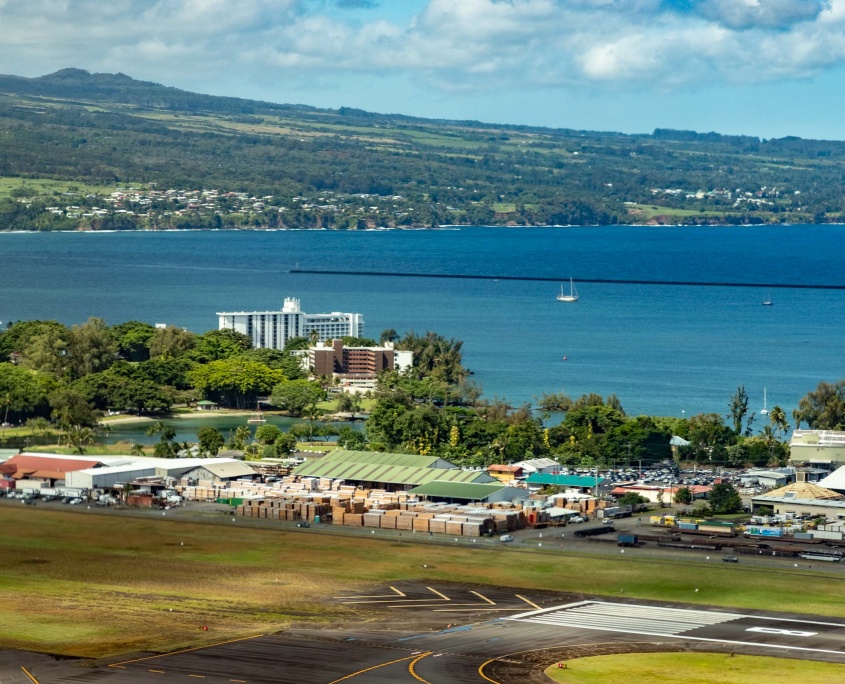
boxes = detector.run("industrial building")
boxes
[3,453,258,494]
[525,473,605,493]
[512,458,560,475]
[217,297,364,350]
[293,449,498,491]
[407,481,523,504]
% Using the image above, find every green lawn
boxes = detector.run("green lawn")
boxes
[545,653,845,684]
[3,507,845,658]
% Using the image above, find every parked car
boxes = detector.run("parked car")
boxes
[296,522,310,528]
[568,516,586,523]
[723,556,739,563]
[499,534,514,542]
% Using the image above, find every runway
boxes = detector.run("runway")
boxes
[7,583,845,683]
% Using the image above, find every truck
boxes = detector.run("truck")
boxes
[600,505,633,519]
[617,533,638,547]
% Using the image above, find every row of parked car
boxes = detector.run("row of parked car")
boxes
[0,490,84,505]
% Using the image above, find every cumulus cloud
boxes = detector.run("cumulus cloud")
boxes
[1,0,845,95]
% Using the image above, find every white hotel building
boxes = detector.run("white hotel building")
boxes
[217,298,364,350]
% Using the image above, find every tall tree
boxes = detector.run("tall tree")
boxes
[149,325,196,359]
[728,385,750,435]
[269,379,325,417]
[66,317,118,379]
[793,380,845,429]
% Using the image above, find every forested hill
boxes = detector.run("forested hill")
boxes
[2,68,845,230]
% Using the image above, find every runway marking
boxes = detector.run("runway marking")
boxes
[477,658,500,684]
[408,651,433,684]
[148,669,165,674]
[427,587,451,601]
[515,594,541,610]
[338,586,449,605]
[508,601,845,658]
[188,675,205,679]
[107,634,266,668]
[333,586,407,599]
[470,591,495,605]
[327,654,417,683]
[432,608,528,613]
[21,666,40,684]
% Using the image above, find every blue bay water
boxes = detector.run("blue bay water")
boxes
[1,225,844,419]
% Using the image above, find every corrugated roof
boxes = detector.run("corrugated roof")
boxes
[294,459,495,486]
[408,482,508,500]
[319,449,449,469]
[526,473,605,487]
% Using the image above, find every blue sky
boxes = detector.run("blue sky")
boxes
[2,0,845,139]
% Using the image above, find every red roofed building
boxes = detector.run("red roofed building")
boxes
[2,454,104,489]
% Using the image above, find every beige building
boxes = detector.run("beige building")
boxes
[751,481,845,519]
[790,430,845,467]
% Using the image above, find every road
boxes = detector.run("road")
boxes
[5,582,844,684]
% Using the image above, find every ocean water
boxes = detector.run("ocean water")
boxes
[1,225,844,419]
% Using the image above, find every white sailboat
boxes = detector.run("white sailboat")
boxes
[762,292,773,306]
[557,278,579,302]
[760,388,769,416]
[247,402,266,424]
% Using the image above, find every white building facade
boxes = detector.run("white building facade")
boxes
[217,298,364,350]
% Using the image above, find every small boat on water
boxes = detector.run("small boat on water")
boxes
[557,278,579,302]
[247,402,266,424]
[762,292,773,306]
[760,388,769,416]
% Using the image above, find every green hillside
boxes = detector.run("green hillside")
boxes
[0,68,843,230]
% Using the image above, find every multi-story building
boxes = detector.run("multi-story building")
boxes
[217,298,363,350]
[790,430,845,469]
[306,340,413,391]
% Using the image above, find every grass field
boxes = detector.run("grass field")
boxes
[545,653,845,683]
[0,176,138,200]
[3,507,845,659]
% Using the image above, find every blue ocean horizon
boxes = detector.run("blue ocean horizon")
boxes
[2,225,844,420]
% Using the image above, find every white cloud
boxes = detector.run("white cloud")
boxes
[1,0,845,96]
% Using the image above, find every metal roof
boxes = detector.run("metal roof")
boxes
[318,449,451,469]
[183,461,258,479]
[526,473,605,487]
[294,459,495,486]
[408,481,509,500]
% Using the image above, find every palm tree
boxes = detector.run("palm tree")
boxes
[769,405,789,439]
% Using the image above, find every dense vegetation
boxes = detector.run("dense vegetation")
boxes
[3,69,845,230]
[1,316,798,467]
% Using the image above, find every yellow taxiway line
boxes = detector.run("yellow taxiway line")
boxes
[327,654,417,683]
[407,651,433,683]
[108,634,266,668]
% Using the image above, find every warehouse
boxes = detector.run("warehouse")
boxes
[293,449,496,491]
[179,460,258,483]
[525,473,605,494]
[408,481,523,504]
[306,449,456,470]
